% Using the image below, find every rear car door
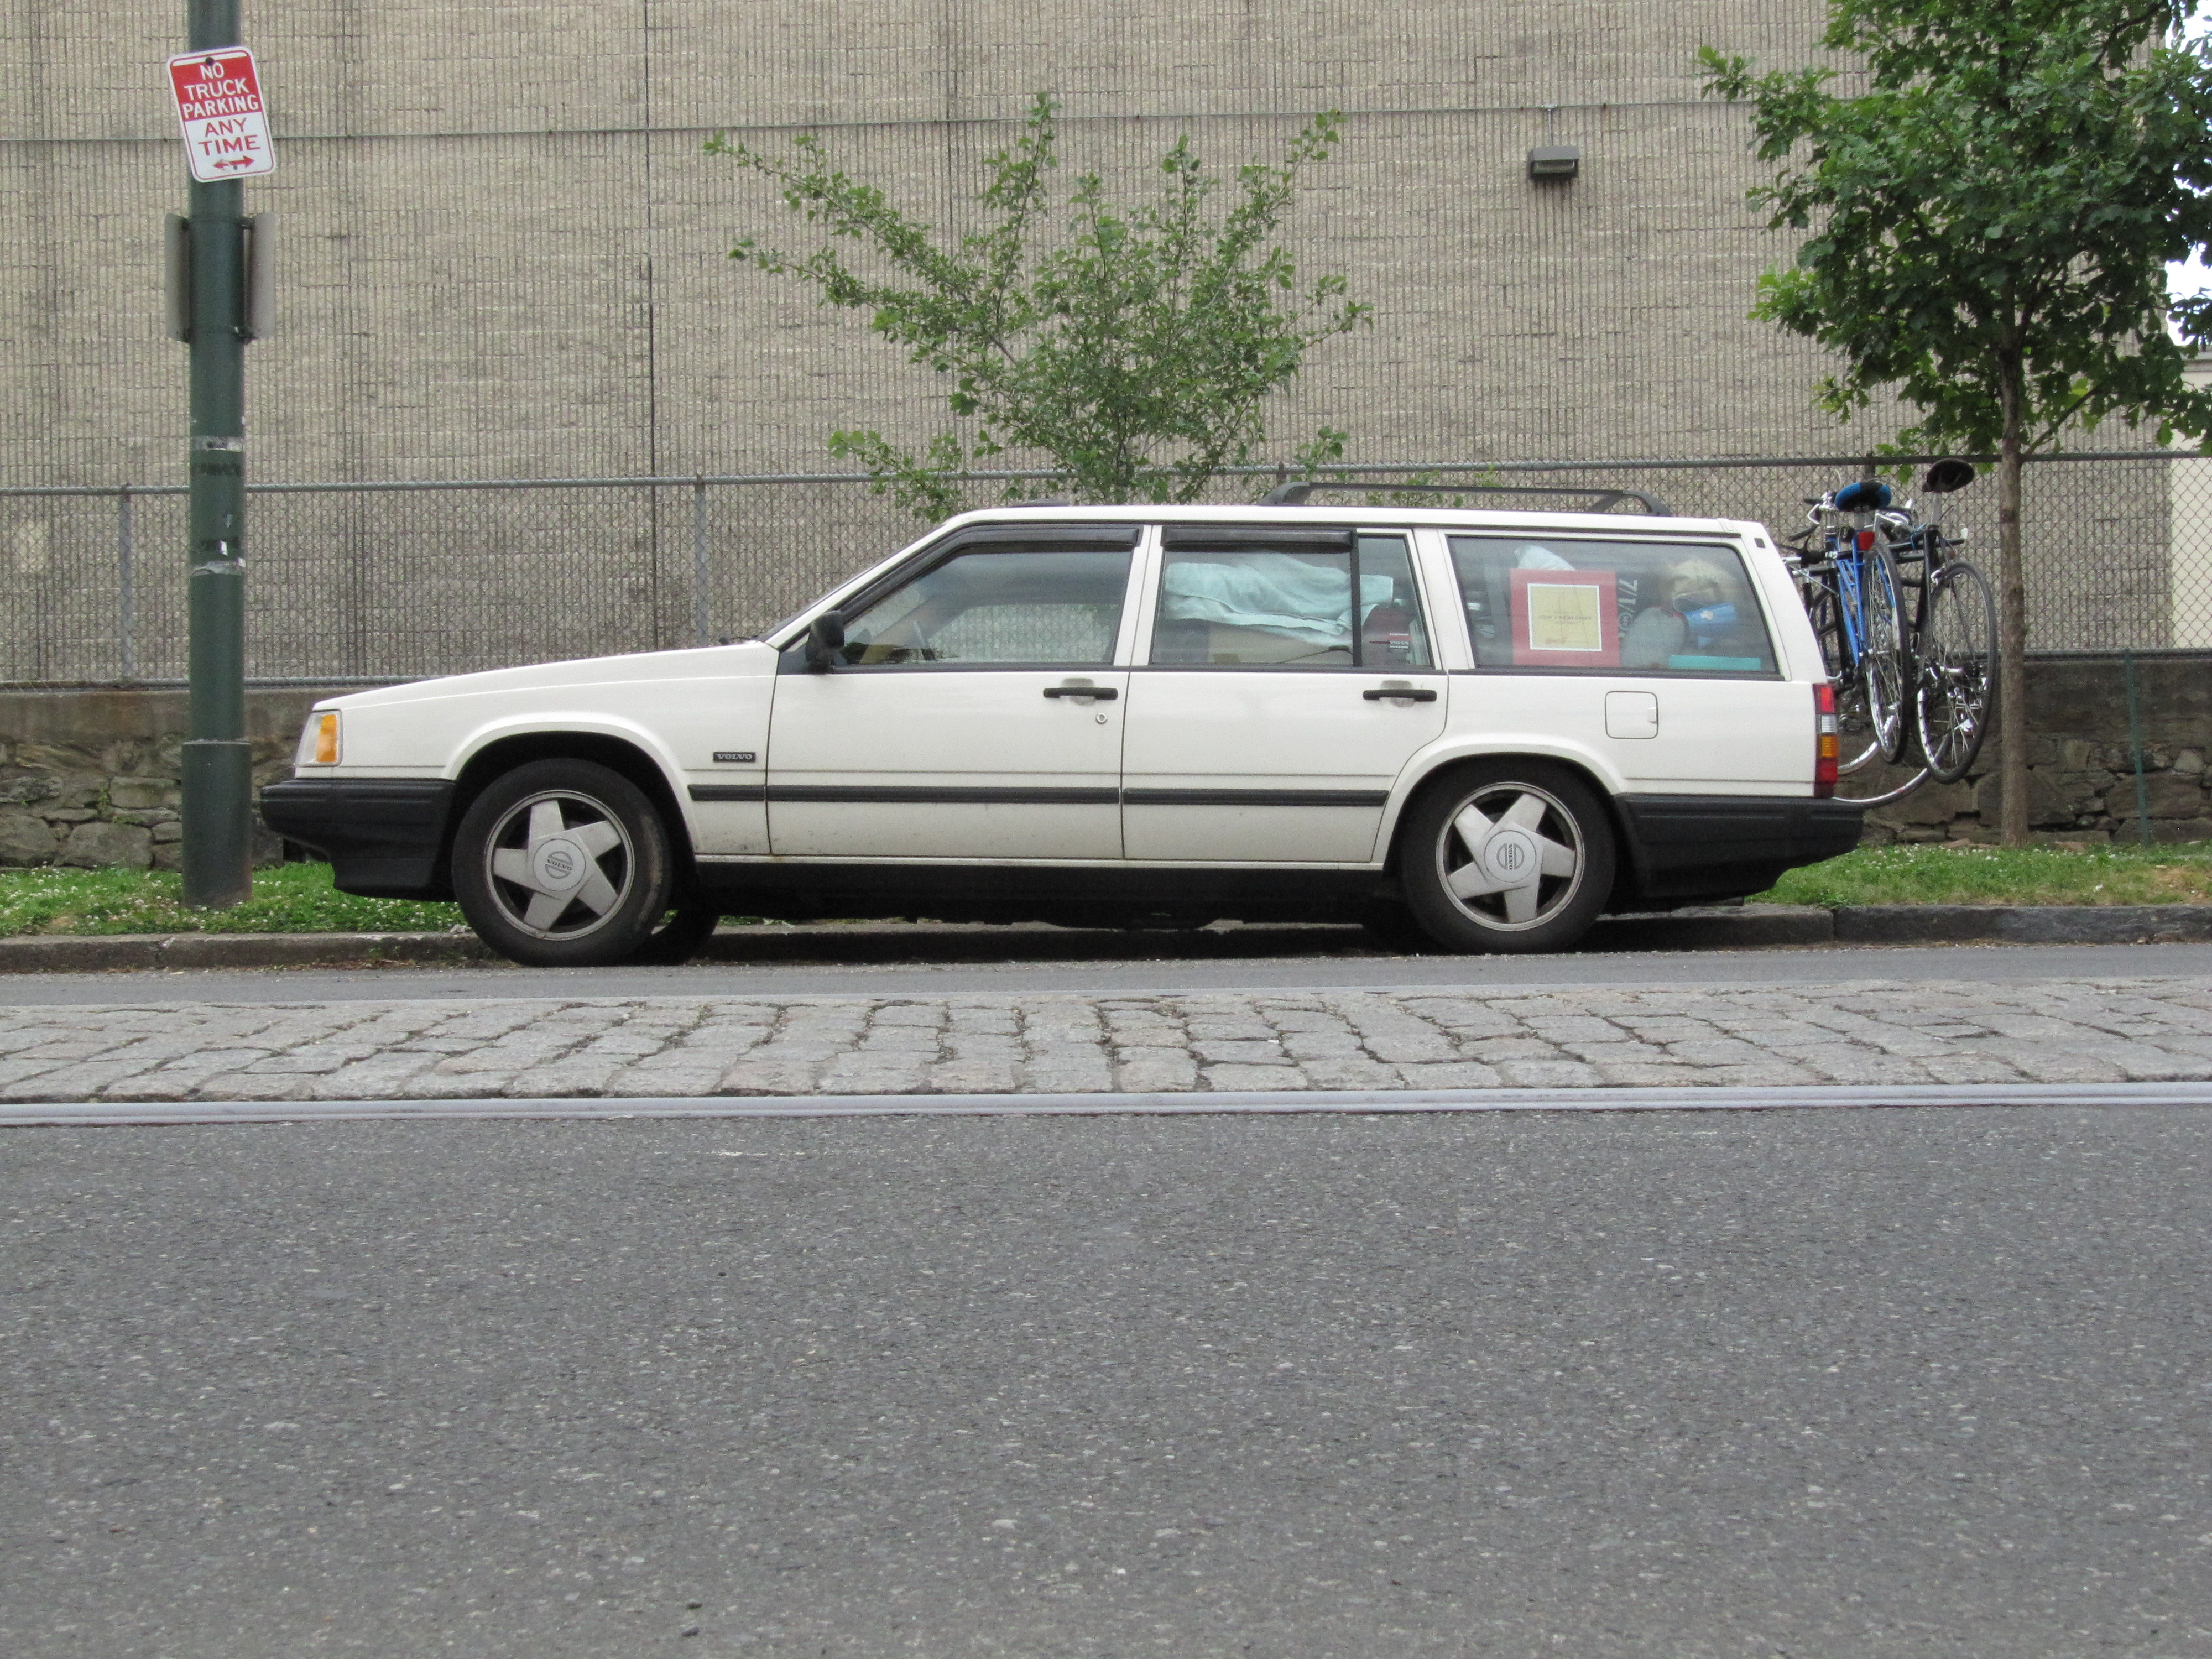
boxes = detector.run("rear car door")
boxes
[1119,525,1447,862]
[764,525,1139,859]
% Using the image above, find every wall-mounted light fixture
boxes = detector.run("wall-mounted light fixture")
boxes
[1526,144,1580,181]
[1527,105,1579,182]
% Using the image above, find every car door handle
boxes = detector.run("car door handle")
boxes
[1363,687,1438,702]
[1043,685,1118,700]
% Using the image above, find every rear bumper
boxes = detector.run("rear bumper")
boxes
[1614,793,1864,903]
[258,777,457,900]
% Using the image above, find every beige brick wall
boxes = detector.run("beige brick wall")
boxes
[0,2,2173,669]
[1,0,1865,492]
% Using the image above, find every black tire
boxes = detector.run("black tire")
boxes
[1802,573,1881,775]
[452,759,680,968]
[626,895,724,966]
[1799,570,1851,682]
[1861,541,1911,765]
[1357,903,1438,954]
[1397,761,1616,954]
[1912,560,1998,784]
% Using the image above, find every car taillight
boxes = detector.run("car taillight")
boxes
[1813,682,1838,796]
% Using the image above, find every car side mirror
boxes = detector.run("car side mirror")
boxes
[805,611,846,671]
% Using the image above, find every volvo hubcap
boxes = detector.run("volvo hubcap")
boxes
[1439,786,1583,928]
[483,792,634,940]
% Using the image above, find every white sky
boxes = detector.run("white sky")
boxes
[2170,8,2212,302]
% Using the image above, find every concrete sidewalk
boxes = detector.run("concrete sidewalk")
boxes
[2,974,2208,1105]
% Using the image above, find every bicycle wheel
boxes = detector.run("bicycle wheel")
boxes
[1797,571,1849,680]
[1834,763,1932,808]
[1912,559,1997,784]
[1798,572,1881,773]
[1859,542,1910,765]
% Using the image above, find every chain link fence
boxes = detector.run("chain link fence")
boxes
[1,452,2204,685]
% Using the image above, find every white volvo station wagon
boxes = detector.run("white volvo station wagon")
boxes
[261,502,1861,967]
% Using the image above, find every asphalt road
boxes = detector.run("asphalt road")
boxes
[6,1105,2211,1657]
[4,938,2211,1005]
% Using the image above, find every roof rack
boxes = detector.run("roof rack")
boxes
[1258,479,1674,515]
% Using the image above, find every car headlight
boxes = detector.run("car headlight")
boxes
[297,710,341,766]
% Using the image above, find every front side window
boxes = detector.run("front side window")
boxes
[1150,531,1433,667]
[1448,536,1777,675]
[832,545,1133,667]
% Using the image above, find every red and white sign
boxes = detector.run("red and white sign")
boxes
[166,47,275,181]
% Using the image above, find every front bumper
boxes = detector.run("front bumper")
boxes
[1614,794,1865,903]
[259,777,457,900]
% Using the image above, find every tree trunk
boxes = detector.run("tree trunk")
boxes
[1996,366,2031,847]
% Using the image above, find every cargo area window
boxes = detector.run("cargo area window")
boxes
[1447,536,1776,675]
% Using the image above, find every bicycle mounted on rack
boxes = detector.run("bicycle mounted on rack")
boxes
[1782,460,1998,796]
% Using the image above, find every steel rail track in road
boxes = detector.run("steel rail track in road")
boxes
[7,1079,2212,1127]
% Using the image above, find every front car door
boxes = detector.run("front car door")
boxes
[764,524,1139,859]
[1119,524,1447,862]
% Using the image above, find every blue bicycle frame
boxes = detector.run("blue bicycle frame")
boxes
[1803,518,1876,681]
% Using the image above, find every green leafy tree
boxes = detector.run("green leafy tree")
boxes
[1701,1,2212,844]
[707,95,1367,517]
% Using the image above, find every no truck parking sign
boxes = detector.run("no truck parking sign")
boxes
[166,47,274,181]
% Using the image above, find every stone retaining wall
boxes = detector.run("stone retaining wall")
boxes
[1858,652,2212,844]
[0,656,2205,870]
[0,686,332,869]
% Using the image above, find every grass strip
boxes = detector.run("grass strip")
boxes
[1,842,2206,937]
[1752,841,2212,909]
[0,863,464,937]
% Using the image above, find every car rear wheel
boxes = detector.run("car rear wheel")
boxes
[453,759,679,968]
[1357,902,1439,954]
[1397,761,1615,954]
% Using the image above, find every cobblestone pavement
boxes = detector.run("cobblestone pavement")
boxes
[2,975,2211,1102]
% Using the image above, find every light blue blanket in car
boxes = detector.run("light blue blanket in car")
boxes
[1161,556,1396,645]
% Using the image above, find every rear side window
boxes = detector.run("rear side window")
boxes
[1150,529,1433,668]
[1447,536,1777,675]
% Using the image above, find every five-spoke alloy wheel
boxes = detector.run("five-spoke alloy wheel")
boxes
[453,760,680,967]
[1399,761,1615,953]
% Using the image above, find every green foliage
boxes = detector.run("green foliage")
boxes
[1703,2,2212,846]
[1358,470,1507,509]
[1699,1,2212,452]
[708,94,1368,515]
[0,863,464,936]
[1752,839,2212,906]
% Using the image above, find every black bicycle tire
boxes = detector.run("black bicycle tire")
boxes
[1799,569,1851,683]
[1913,559,1999,785]
[1798,564,1887,774]
[1860,540,1911,766]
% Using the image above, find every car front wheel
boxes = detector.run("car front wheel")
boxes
[452,759,680,967]
[1397,761,1615,954]
[626,894,724,966]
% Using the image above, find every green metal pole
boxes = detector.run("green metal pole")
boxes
[180,0,253,907]
[2124,648,2154,846]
